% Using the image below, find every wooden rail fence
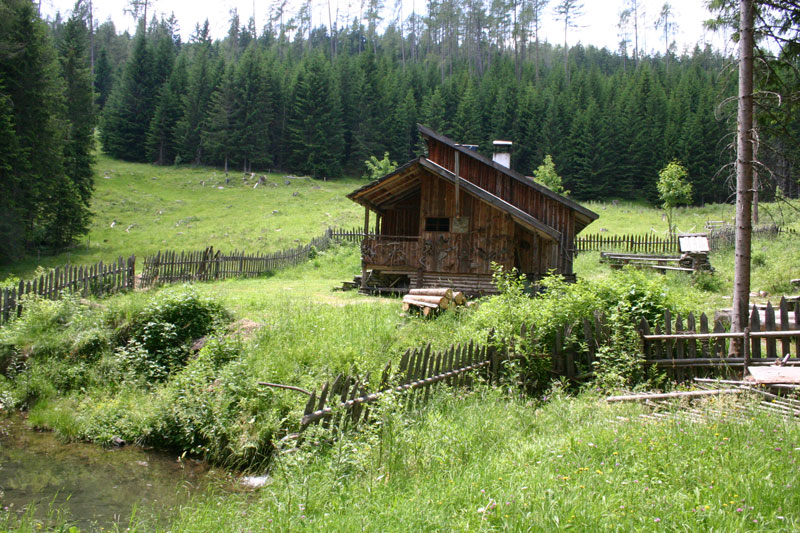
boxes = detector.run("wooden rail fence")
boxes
[639,297,800,380]
[140,232,334,288]
[1,256,135,324]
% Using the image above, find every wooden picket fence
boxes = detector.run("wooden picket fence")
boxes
[139,231,334,288]
[301,340,508,430]
[639,297,800,380]
[0,256,135,324]
[328,227,375,243]
[575,233,679,254]
[299,296,800,432]
[575,224,787,254]
[299,315,610,430]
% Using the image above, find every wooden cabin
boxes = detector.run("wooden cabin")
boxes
[347,125,599,295]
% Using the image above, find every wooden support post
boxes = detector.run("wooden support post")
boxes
[361,207,370,290]
[743,326,751,379]
[454,151,460,219]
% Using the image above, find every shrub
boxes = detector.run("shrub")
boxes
[117,287,230,382]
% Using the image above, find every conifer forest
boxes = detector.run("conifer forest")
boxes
[2,0,799,261]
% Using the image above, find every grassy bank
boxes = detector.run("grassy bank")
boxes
[167,388,799,532]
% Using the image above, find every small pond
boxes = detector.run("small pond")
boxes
[0,416,226,530]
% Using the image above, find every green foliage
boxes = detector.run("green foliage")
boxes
[532,154,568,195]
[363,152,399,180]
[117,286,229,382]
[657,160,693,234]
[100,28,157,162]
[170,389,800,531]
[0,0,92,260]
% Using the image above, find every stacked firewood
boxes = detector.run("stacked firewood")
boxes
[401,288,468,316]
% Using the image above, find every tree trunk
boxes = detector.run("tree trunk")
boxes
[732,0,755,353]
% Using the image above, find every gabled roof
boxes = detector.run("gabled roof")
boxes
[417,124,599,228]
[348,157,561,242]
[419,159,560,242]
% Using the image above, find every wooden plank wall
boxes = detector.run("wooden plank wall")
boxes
[427,140,575,275]
[0,256,135,325]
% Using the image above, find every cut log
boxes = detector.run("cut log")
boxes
[452,291,466,305]
[409,288,453,299]
[402,298,440,316]
[402,294,449,309]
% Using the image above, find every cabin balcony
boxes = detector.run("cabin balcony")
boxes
[361,235,421,270]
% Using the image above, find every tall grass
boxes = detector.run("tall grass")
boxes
[167,388,800,532]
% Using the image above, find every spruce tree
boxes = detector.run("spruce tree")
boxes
[201,61,236,170]
[147,53,188,165]
[60,12,96,208]
[288,53,343,178]
[232,44,273,171]
[94,48,113,110]
[0,0,90,258]
[100,26,157,161]
[175,20,218,164]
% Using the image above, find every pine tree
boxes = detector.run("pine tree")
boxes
[100,26,157,161]
[454,79,482,143]
[59,12,96,208]
[147,53,188,165]
[288,53,344,178]
[94,48,113,110]
[175,20,218,164]
[201,61,236,170]
[0,0,90,257]
[232,44,273,171]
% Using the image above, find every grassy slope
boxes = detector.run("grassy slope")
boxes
[169,390,799,532]
[1,155,364,279]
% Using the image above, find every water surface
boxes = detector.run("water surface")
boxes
[0,416,220,530]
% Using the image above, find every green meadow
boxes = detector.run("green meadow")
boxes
[2,158,800,531]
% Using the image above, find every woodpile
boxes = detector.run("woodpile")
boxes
[402,288,468,316]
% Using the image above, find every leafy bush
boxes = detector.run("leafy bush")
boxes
[468,266,680,391]
[117,287,230,382]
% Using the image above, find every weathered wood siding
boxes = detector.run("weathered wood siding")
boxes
[366,171,560,278]
[427,139,575,275]
[380,190,420,236]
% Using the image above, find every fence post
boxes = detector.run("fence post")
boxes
[742,327,751,378]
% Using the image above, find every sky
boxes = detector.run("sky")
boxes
[40,0,733,55]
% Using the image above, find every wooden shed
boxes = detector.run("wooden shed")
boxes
[347,125,599,295]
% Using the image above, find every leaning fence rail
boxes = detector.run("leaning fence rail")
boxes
[1,256,135,325]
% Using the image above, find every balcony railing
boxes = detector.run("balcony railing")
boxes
[361,235,421,268]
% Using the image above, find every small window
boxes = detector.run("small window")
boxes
[425,217,450,232]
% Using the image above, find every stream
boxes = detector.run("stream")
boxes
[0,416,224,530]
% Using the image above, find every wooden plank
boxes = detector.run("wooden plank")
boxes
[747,366,800,384]
[700,313,710,357]
[750,306,762,359]
[765,302,777,359]
[687,312,697,359]
[780,297,792,356]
